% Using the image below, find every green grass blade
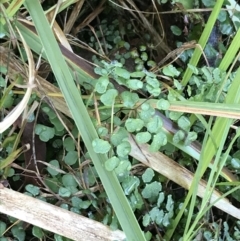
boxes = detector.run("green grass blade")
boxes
[168,101,240,118]
[6,0,25,17]
[219,28,240,70]
[183,56,240,241]
[165,2,240,238]
[23,1,146,240]
[181,0,224,86]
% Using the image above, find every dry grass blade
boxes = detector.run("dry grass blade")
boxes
[0,187,126,241]
[50,19,73,51]
[0,28,35,133]
[128,135,240,220]
[74,0,106,34]
[64,0,85,34]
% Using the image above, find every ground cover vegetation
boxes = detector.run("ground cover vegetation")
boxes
[1,0,240,240]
